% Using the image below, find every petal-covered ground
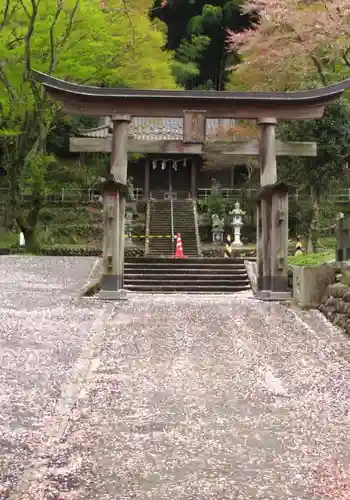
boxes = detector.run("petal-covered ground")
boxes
[0,256,108,498]
[1,258,350,499]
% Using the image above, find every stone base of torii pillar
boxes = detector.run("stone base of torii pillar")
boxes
[255,182,291,301]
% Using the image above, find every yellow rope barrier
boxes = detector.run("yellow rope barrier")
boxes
[125,235,173,239]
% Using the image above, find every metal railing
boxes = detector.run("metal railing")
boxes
[0,187,144,203]
[197,188,350,203]
[197,188,256,203]
[170,194,175,254]
[1,187,350,204]
[150,190,191,200]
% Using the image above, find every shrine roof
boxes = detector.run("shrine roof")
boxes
[33,71,350,119]
[34,70,350,102]
[77,117,236,141]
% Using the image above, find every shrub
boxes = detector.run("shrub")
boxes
[288,252,334,267]
[39,247,102,256]
[36,246,144,257]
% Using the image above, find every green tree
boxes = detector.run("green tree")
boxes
[277,101,350,251]
[171,35,211,86]
[152,0,251,89]
[0,0,177,251]
[226,0,350,91]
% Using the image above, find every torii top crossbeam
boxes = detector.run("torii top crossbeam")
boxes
[33,71,350,120]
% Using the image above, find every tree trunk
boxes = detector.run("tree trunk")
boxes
[16,195,42,253]
[22,227,39,253]
[307,188,320,253]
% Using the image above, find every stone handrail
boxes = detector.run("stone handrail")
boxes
[144,199,151,255]
[193,200,203,257]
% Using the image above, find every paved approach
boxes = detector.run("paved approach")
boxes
[0,256,108,498]
[1,257,350,499]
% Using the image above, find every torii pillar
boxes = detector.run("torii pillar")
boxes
[99,114,131,300]
[256,117,290,300]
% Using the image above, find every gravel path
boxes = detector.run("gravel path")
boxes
[0,256,106,498]
[16,293,350,500]
[1,260,350,499]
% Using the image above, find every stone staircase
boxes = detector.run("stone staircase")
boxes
[123,257,251,293]
[146,200,199,257]
[147,201,173,256]
[173,200,199,257]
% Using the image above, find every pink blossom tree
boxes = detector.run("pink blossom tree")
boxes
[226,0,350,90]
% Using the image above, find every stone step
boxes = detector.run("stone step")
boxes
[148,231,172,234]
[149,225,171,229]
[148,200,198,257]
[147,253,199,257]
[147,247,198,252]
[149,222,171,225]
[124,260,248,267]
[148,245,174,249]
[124,277,249,286]
[149,214,171,217]
[149,214,170,218]
[174,213,194,217]
[121,256,251,293]
[125,256,253,261]
[124,269,248,276]
[148,239,173,243]
[124,284,250,292]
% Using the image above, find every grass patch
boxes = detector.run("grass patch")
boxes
[288,252,334,267]
[0,230,18,248]
[317,236,336,250]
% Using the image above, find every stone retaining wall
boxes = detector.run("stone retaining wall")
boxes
[293,264,336,309]
[319,283,350,334]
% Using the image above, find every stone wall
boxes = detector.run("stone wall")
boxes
[292,264,336,309]
[319,283,350,334]
[202,246,256,258]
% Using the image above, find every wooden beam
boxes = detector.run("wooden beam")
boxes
[35,72,350,120]
[70,137,203,154]
[70,137,317,156]
[208,139,317,157]
[55,92,328,119]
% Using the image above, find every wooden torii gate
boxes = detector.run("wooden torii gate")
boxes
[33,71,350,300]
[70,125,317,203]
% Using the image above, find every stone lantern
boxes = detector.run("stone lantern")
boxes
[230,201,245,246]
[211,214,225,244]
[124,212,133,247]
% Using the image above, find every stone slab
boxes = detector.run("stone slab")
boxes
[99,289,128,300]
[255,289,292,301]
[244,259,258,293]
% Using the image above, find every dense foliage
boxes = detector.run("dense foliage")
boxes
[226,0,350,90]
[152,0,251,89]
[0,0,177,249]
